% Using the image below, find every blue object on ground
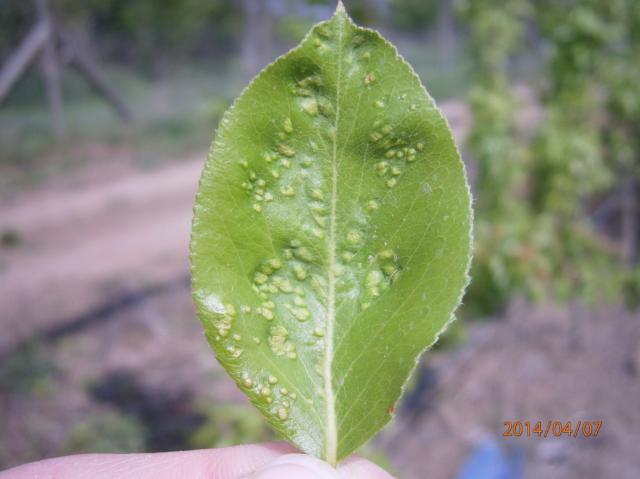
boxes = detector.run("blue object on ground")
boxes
[457,439,524,479]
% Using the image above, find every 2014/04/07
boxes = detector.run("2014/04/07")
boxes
[503,420,603,438]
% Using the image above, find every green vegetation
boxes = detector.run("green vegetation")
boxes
[63,410,146,454]
[390,0,438,32]
[0,0,241,69]
[461,0,640,316]
[0,344,57,396]
[0,228,23,248]
[190,403,275,448]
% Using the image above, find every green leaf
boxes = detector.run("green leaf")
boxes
[190,2,472,465]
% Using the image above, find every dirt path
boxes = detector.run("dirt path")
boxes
[0,156,203,353]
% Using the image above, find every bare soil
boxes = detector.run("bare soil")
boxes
[0,154,202,353]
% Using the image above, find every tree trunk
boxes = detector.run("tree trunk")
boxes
[241,0,274,80]
[621,177,638,265]
[437,0,457,61]
[0,21,50,103]
[58,28,132,121]
[36,0,65,137]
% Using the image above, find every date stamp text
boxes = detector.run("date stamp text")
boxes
[503,420,603,438]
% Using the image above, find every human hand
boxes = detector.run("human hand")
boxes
[1,442,395,478]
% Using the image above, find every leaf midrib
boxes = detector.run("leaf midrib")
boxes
[323,4,345,466]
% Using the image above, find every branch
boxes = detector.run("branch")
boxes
[0,21,50,103]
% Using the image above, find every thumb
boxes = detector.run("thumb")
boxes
[245,453,395,479]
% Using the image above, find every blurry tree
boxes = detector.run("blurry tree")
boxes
[389,0,438,32]
[305,0,382,25]
[0,0,132,135]
[241,0,275,79]
[0,3,33,60]
[461,0,640,316]
[54,0,242,72]
[458,0,534,315]
[529,0,619,302]
[598,0,640,302]
[276,14,317,43]
[532,0,614,213]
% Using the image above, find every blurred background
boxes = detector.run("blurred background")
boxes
[0,0,639,477]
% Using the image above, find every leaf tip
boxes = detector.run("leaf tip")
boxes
[335,1,346,15]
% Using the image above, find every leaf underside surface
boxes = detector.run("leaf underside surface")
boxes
[190,3,472,465]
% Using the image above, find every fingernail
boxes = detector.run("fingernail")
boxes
[249,453,340,479]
